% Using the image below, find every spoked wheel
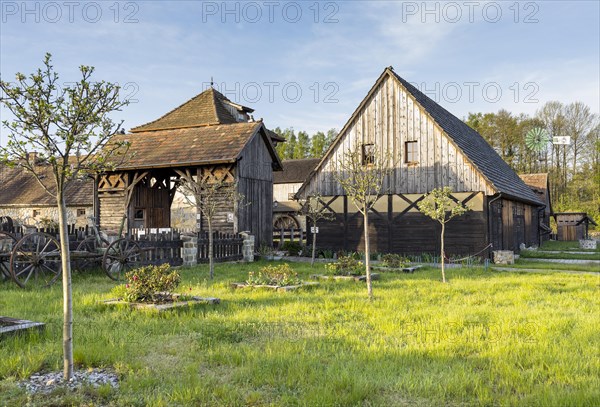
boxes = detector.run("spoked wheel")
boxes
[10,232,61,288]
[102,238,142,281]
[73,237,104,271]
[0,231,17,281]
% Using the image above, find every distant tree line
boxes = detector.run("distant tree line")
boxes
[466,101,599,224]
[272,127,338,159]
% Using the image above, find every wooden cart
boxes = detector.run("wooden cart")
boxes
[0,227,143,288]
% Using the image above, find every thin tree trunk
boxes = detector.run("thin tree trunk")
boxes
[363,207,372,299]
[440,222,446,283]
[208,220,214,279]
[311,224,317,267]
[57,192,73,381]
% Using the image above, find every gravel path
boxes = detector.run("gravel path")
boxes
[19,368,119,394]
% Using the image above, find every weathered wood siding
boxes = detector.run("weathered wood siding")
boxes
[490,198,539,251]
[129,174,171,228]
[97,173,127,231]
[298,74,495,198]
[309,192,488,256]
[273,182,303,202]
[237,131,274,247]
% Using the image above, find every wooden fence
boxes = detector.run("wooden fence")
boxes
[273,227,306,248]
[197,231,243,263]
[129,229,184,267]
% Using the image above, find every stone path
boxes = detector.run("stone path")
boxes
[536,250,599,255]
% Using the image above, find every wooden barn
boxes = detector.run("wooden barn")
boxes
[519,173,552,242]
[0,158,93,228]
[295,67,544,256]
[273,158,320,231]
[98,87,282,247]
[554,213,596,241]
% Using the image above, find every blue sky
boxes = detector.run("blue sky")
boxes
[1,0,599,139]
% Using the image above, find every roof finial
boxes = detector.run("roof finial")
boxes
[210,77,214,88]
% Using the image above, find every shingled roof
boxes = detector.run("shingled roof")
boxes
[0,165,93,206]
[301,68,542,205]
[274,158,320,184]
[388,69,542,205]
[112,121,281,170]
[131,88,254,133]
[519,173,551,211]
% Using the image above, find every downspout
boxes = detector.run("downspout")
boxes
[487,193,503,256]
[537,205,547,246]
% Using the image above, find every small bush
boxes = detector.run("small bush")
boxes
[381,254,409,268]
[281,241,304,256]
[325,255,363,276]
[247,263,301,286]
[123,264,181,303]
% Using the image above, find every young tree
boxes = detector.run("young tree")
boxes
[0,54,129,380]
[332,143,392,298]
[299,194,334,266]
[309,131,326,158]
[175,169,243,279]
[417,187,469,283]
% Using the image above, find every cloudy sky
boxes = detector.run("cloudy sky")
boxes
[1,1,598,138]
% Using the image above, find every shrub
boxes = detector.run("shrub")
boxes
[123,264,181,303]
[281,241,304,256]
[325,255,363,276]
[247,263,301,286]
[381,253,409,268]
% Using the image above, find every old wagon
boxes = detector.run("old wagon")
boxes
[0,220,143,288]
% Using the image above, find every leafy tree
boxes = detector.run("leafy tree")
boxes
[310,131,327,158]
[332,143,392,298]
[0,54,129,380]
[417,187,469,283]
[299,194,334,266]
[175,169,244,279]
[294,131,310,159]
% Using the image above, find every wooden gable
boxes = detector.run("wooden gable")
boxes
[298,71,495,198]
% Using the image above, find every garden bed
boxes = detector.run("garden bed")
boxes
[103,294,220,311]
[372,265,423,273]
[0,316,45,337]
[311,273,381,281]
[230,282,319,291]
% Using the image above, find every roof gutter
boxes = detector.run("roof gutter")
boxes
[487,193,503,253]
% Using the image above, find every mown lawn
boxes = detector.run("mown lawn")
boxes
[0,261,599,406]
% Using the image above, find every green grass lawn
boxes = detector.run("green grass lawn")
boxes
[1,261,599,406]
[539,240,599,252]
[499,260,600,273]
[519,250,600,261]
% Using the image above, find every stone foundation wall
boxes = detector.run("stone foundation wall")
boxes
[493,250,515,265]
[580,239,597,250]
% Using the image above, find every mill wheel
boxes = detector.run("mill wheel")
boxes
[102,238,142,281]
[0,231,17,280]
[273,215,300,230]
[10,232,61,288]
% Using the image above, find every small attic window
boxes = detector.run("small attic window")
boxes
[362,143,375,166]
[405,141,419,164]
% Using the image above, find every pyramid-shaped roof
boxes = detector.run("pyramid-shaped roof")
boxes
[131,88,253,133]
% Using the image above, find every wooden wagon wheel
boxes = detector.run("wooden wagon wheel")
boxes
[73,234,109,271]
[102,238,142,281]
[10,232,61,288]
[0,231,17,281]
[273,214,300,230]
